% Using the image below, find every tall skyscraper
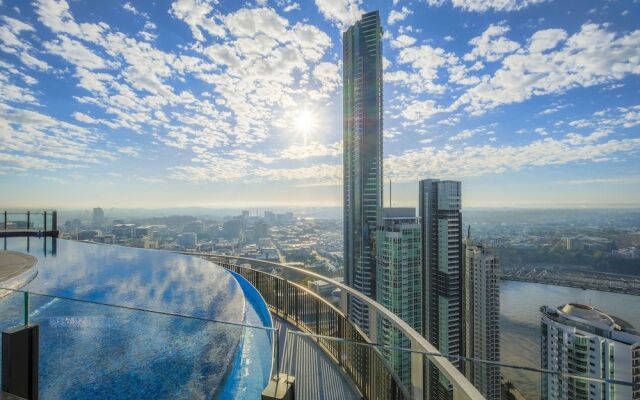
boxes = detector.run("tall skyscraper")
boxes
[419,179,464,399]
[376,207,422,388]
[343,10,383,330]
[541,304,640,400]
[464,239,501,400]
[92,207,105,226]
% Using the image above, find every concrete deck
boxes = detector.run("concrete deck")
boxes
[0,251,37,283]
[0,392,26,400]
[274,317,361,400]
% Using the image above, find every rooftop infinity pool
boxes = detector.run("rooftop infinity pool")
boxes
[0,237,272,399]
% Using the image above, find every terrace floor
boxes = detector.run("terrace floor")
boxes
[273,317,361,400]
[0,250,36,282]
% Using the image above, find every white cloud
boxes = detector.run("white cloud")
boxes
[0,16,50,70]
[72,111,98,124]
[44,35,111,70]
[528,28,567,53]
[385,133,640,182]
[118,146,140,157]
[391,34,417,48]
[426,0,547,12]
[170,0,225,41]
[279,141,341,159]
[391,44,458,93]
[558,176,640,185]
[256,163,341,183]
[388,6,412,25]
[0,102,115,172]
[283,3,301,12]
[312,61,340,96]
[314,0,363,29]
[0,70,38,104]
[449,127,486,141]
[452,23,640,116]
[123,2,146,17]
[463,23,520,62]
[534,127,549,136]
[537,103,569,115]
[401,100,443,120]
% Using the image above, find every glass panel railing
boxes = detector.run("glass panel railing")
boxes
[285,330,639,400]
[0,287,275,399]
[0,211,55,231]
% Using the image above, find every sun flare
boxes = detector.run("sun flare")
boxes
[293,108,318,144]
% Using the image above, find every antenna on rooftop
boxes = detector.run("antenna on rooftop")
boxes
[468,225,471,240]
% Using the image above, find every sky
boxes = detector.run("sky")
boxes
[1,0,639,209]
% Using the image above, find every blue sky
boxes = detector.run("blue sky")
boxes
[1,0,639,209]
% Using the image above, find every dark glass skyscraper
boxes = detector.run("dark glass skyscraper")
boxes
[419,179,464,399]
[343,11,383,330]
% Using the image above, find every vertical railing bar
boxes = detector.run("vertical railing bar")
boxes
[23,291,29,326]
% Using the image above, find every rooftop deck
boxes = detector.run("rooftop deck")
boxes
[275,317,361,400]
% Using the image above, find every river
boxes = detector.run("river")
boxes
[500,280,640,399]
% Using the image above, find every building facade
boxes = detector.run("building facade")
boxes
[419,179,464,399]
[541,303,640,400]
[464,240,501,400]
[375,208,422,389]
[92,207,105,226]
[343,10,383,331]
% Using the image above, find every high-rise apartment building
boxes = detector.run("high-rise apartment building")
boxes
[343,10,383,330]
[376,207,422,388]
[93,207,105,226]
[464,239,501,400]
[419,179,464,399]
[541,303,640,400]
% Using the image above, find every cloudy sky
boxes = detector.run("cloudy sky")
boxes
[1,0,639,209]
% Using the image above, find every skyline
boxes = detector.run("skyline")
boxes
[1,0,640,208]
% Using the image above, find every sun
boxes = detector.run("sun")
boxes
[293,108,318,144]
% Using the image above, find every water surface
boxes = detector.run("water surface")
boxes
[0,237,272,399]
[501,280,640,399]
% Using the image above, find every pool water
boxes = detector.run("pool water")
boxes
[0,237,272,399]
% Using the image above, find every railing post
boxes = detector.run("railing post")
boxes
[315,299,320,334]
[43,211,47,232]
[23,292,29,327]
[410,338,425,400]
[368,305,377,343]
[340,288,349,316]
[27,211,30,230]
[3,211,6,230]
[337,317,343,366]
[275,328,280,377]
[52,211,57,231]
[294,287,299,326]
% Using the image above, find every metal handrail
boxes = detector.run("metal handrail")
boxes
[214,261,408,399]
[184,252,485,400]
[1,210,58,232]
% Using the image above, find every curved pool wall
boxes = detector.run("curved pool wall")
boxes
[216,270,274,399]
[0,237,272,399]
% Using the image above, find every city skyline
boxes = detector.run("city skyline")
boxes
[1,0,640,209]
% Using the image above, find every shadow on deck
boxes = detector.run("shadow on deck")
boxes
[274,317,361,400]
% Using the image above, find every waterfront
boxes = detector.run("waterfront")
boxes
[500,281,640,399]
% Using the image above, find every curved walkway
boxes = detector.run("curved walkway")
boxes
[0,251,36,282]
[274,318,361,400]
